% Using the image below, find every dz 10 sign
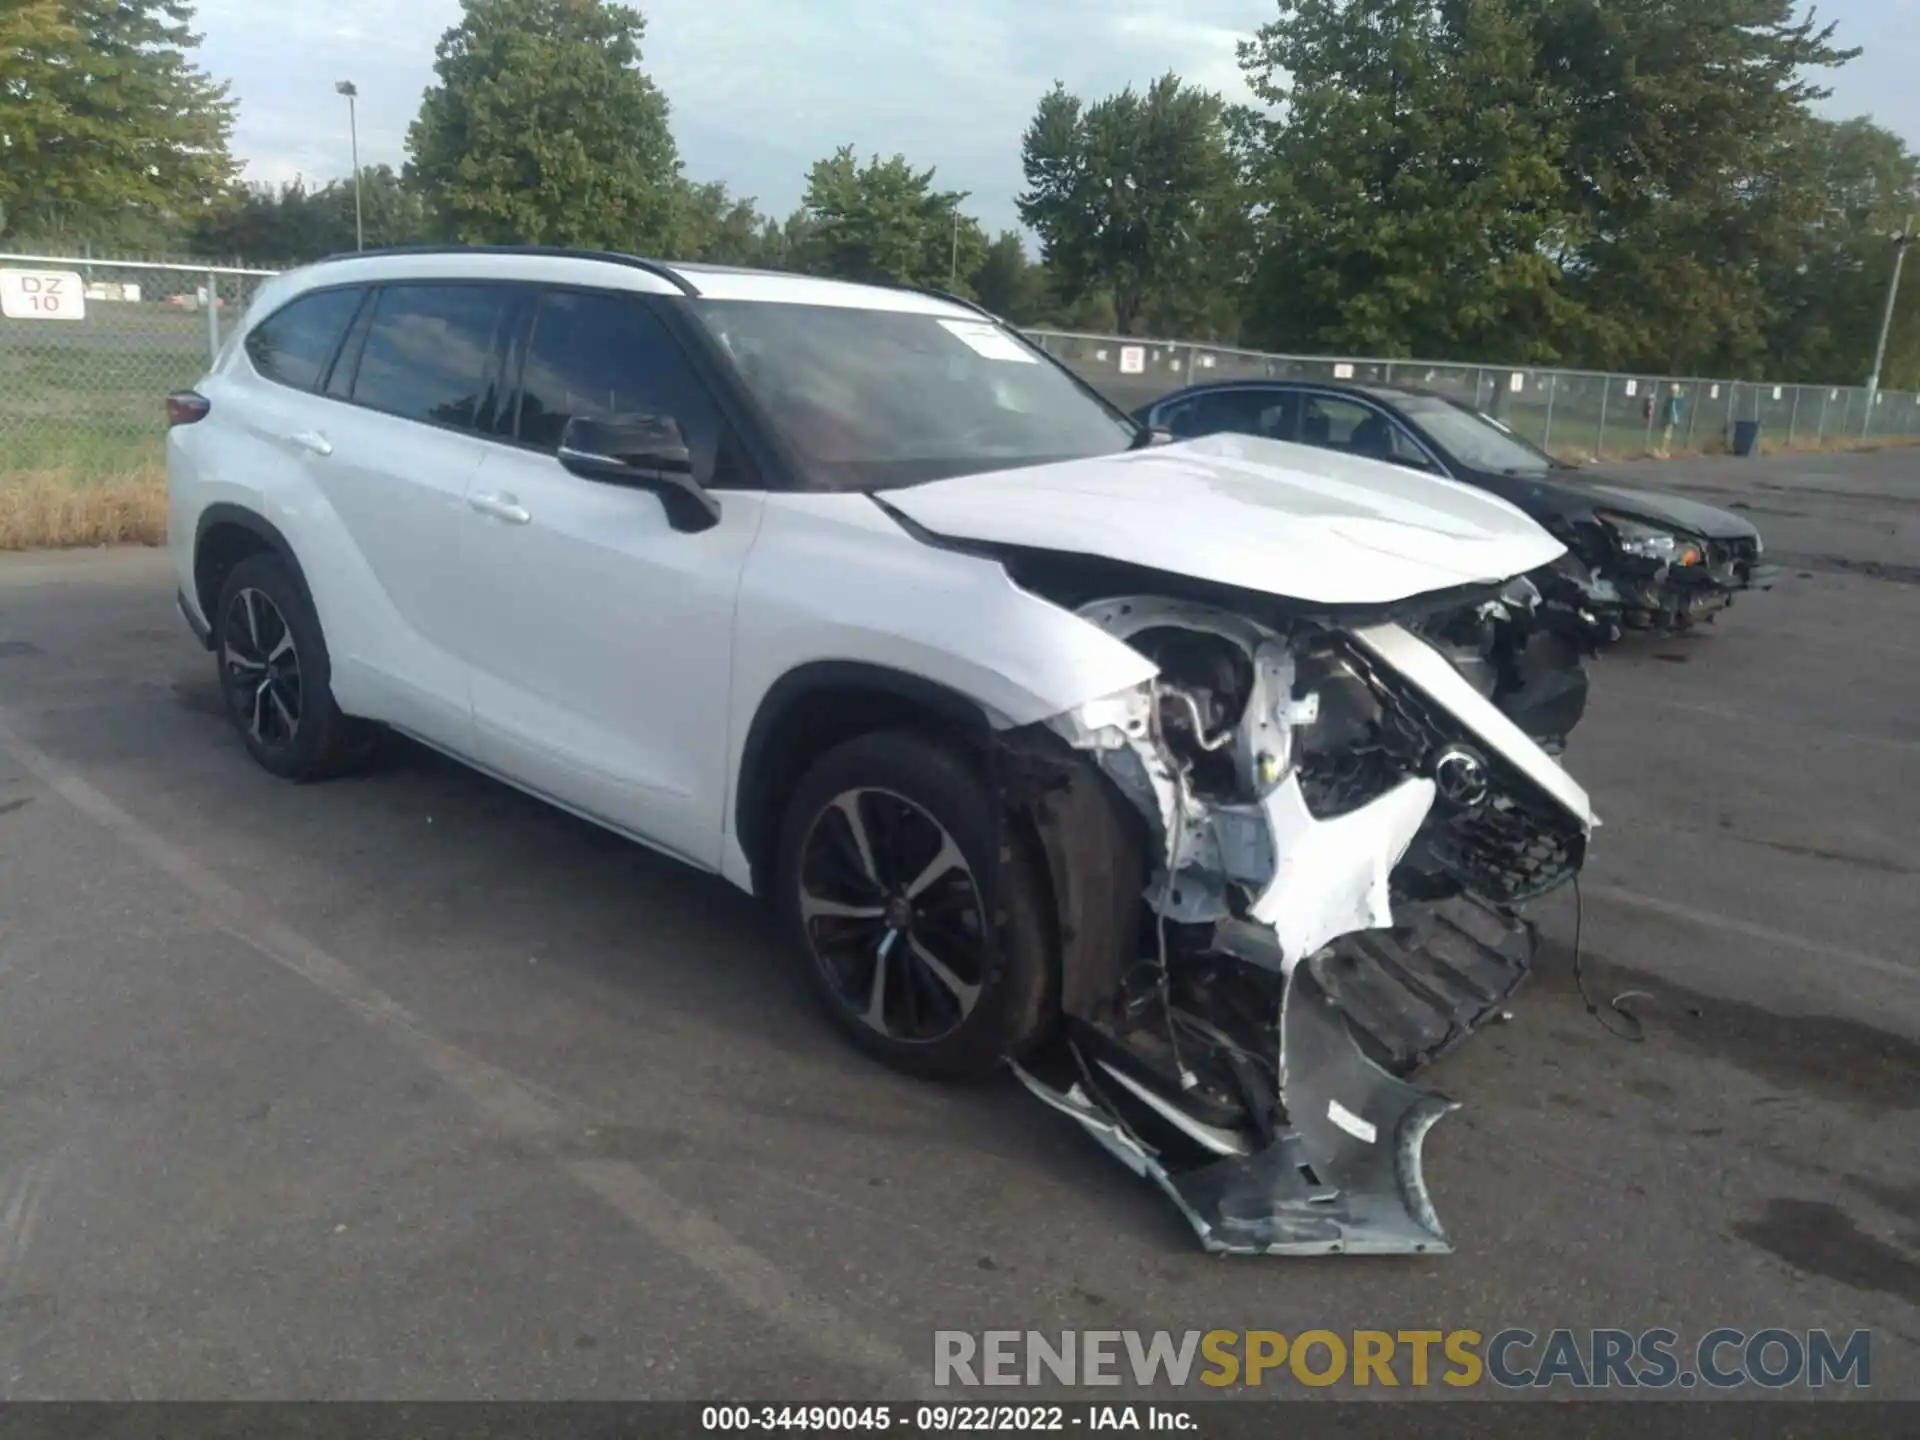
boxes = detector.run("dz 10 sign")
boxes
[0,269,87,321]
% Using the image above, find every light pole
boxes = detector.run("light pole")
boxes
[949,210,959,290]
[335,80,364,251]
[1864,212,1916,438]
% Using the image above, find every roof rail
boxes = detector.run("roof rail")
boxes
[308,244,701,297]
[895,284,1003,323]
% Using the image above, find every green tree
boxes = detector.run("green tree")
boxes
[674,180,772,265]
[795,146,987,291]
[191,166,433,264]
[0,0,234,244]
[1759,118,1920,387]
[1018,75,1245,337]
[1234,0,1584,360]
[969,231,1054,324]
[406,0,681,252]
[1528,0,1859,373]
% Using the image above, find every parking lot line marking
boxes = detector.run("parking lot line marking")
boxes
[1585,882,1915,987]
[0,709,933,1399]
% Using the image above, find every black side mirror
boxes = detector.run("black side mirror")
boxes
[558,414,721,534]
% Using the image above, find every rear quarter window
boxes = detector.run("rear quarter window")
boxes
[243,287,365,392]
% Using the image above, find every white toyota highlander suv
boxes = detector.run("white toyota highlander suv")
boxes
[168,246,1596,1257]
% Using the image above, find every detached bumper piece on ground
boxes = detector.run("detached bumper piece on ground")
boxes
[1007,592,1593,1257]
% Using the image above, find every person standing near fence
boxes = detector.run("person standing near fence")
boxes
[1658,385,1685,458]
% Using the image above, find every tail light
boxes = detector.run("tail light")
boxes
[166,391,211,427]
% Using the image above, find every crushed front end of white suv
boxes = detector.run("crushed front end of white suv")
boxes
[868,438,1594,1256]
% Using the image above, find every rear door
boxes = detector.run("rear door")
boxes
[460,287,766,870]
[316,281,519,746]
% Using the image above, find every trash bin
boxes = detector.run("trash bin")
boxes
[1731,420,1761,457]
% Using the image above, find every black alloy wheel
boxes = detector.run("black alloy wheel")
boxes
[797,787,987,1044]
[221,585,304,753]
[774,731,1057,1080]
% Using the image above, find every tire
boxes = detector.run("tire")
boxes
[773,730,1057,1080]
[210,552,373,782]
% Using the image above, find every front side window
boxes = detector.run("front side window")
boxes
[689,300,1138,490]
[350,284,510,432]
[514,290,738,484]
[1299,396,1435,470]
[1402,396,1555,474]
[245,287,363,392]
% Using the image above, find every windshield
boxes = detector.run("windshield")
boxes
[1401,395,1556,474]
[689,300,1139,490]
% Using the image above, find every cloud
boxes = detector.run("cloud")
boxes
[189,0,1916,235]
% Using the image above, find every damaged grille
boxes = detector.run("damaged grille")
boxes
[1297,639,1586,906]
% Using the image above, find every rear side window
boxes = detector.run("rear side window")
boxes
[350,284,511,432]
[244,287,363,391]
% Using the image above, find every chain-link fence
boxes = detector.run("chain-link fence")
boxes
[1027,331,1920,457]
[1,254,278,485]
[4,254,1917,491]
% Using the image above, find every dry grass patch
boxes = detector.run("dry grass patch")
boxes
[0,467,168,550]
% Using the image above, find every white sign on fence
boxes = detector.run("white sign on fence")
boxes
[1711,384,1722,399]
[1772,386,1784,400]
[1509,372,1526,393]
[0,268,87,321]
[1118,345,1146,375]
[1333,362,1355,379]
[1625,379,1638,397]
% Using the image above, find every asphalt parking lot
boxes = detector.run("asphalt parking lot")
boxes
[0,446,1915,1402]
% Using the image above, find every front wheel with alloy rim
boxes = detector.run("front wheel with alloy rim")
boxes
[211,552,372,781]
[774,731,1057,1080]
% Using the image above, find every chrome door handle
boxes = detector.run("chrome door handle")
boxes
[469,491,532,525]
[289,430,333,457]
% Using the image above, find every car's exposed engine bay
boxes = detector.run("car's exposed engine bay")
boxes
[990,569,1596,1256]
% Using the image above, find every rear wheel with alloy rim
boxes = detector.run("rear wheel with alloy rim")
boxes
[775,731,1055,1079]
[211,552,372,781]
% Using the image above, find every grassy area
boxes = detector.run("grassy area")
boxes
[1,466,167,549]
[1,306,201,547]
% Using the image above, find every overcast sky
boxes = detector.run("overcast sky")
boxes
[195,0,1918,237]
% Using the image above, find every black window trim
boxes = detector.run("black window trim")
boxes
[244,273,818,491]
[242,282,370,395]
[320,286,378,398]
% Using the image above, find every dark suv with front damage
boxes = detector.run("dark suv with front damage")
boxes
[1141,380,1782,642]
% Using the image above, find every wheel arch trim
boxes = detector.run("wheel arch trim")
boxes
[192,504,318,623]
[731,660,997,890]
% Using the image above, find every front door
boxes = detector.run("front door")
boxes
[461,288,765,871]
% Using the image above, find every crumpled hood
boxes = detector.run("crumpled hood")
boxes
[879,433,1567,607]
[1468,469,1760,542]
[1576,482,1761,542]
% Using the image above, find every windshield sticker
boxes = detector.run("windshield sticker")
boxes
[939,320,1038,364]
